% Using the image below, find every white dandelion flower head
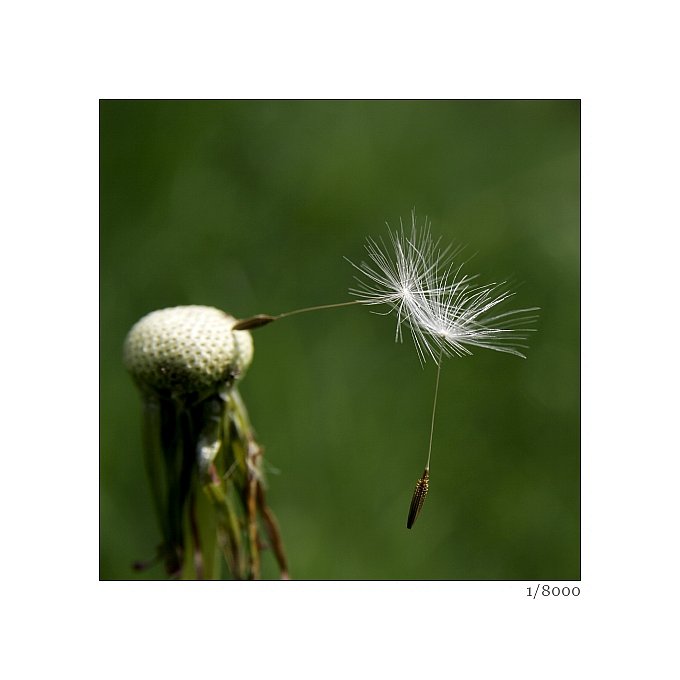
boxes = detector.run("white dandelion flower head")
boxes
[347,213,539,364]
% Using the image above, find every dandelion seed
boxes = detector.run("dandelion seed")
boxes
[348,212,538,528]
[232,314,276,330]
[407,468,430,529]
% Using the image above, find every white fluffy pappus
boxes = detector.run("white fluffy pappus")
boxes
[347,214,539,364]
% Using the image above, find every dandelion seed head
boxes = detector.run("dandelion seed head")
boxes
[348,213,539,363]
[124,305,254,396]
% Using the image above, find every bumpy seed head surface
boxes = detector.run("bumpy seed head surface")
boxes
[124,305,253,396]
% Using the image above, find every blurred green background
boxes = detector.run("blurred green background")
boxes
[100,100,579,580]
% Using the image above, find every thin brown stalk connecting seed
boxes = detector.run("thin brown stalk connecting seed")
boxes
[231,301,361,331]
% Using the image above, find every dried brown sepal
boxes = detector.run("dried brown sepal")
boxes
[256,483,290,579]
[406,468,430,529]
[232,315,276,331]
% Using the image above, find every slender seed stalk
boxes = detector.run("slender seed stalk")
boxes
[426,348,444,471]
[232,300,361,330]
[276,299,362,319]
[407,347,443,529]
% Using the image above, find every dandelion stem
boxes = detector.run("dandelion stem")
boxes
[425,348,444,471]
